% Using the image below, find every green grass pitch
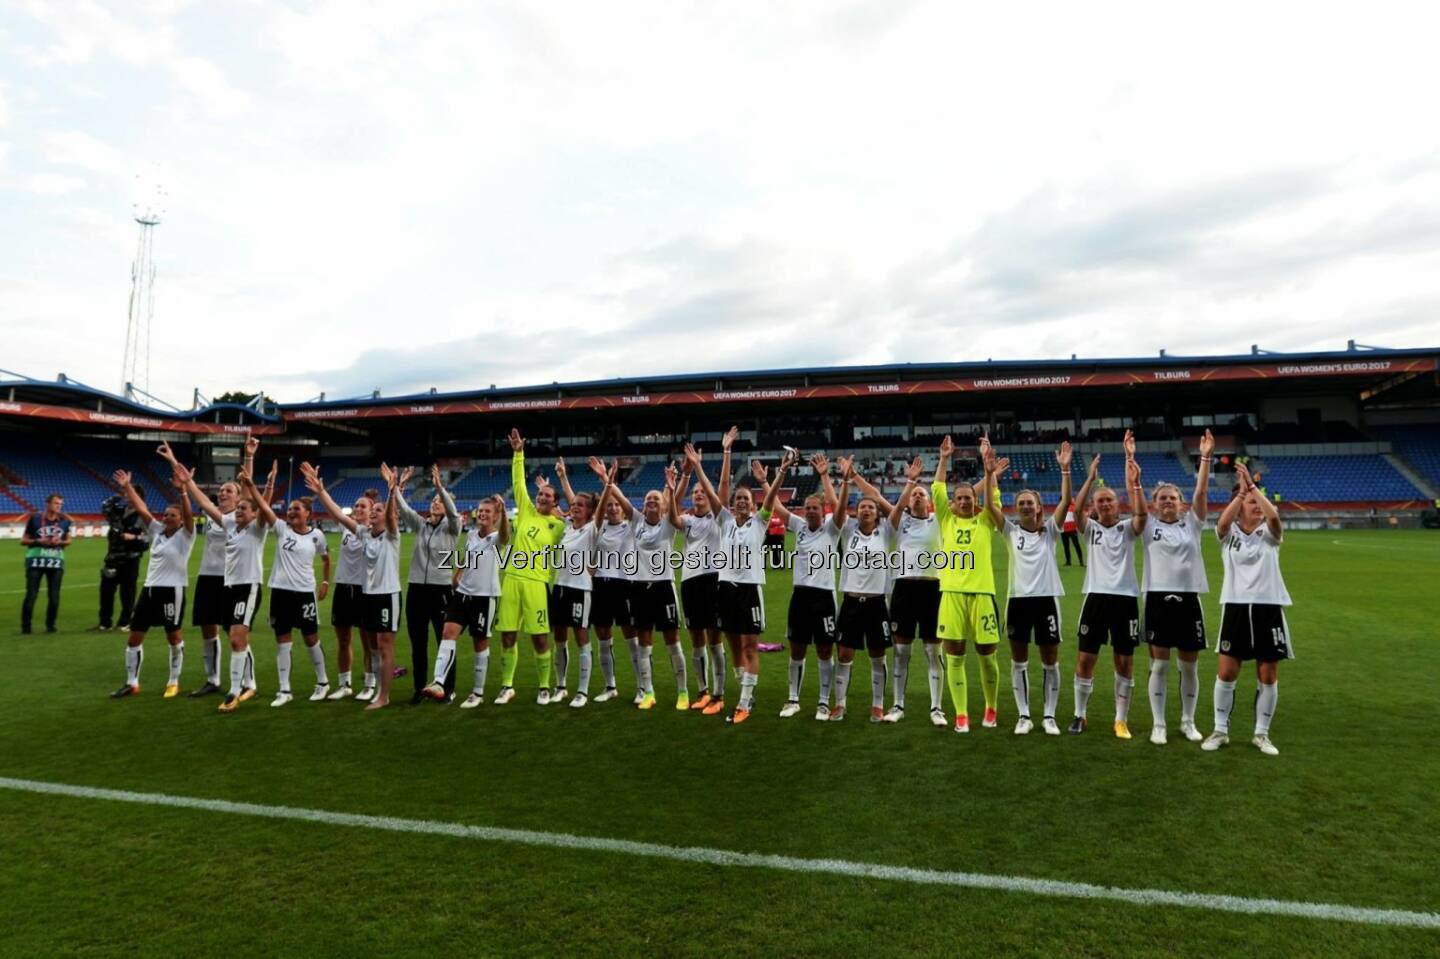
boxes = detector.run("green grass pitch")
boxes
[1,529,1438,957]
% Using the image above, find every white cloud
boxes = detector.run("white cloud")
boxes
[1,1,1438,404]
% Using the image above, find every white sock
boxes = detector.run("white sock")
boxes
[817,657,834,706]
[668,644,687,695]
[924,643,943,711]
[1114,674,1134,722]
[1255,681,1277,736]
[1074,675,1094,718]
[893,643,912,709]
[869,656,887,709]
[1011,660,1030,718]
[1214,678,1237,733]
[276,642,293,694]
[740,670,758,710]
[708,644,726,697]
[167,643,184,684]
[691,647,707,695]
[626,636,641,685]
[638,645,654,695]
[1042,662,1061,719]
[433,638,456,686]
[1148,659,1170,729]
[203,635,221,684]
[577,645,593,695]
[787,657,804,701]
[599,638,617,688]
[554,642,569,691]
[125,645,143,686]
[835,660,853,709]
[473,647,490,694]
[243,647,257,690]
[307,642,328,685]
[228,650,245,696]
[1179,659,1199,726]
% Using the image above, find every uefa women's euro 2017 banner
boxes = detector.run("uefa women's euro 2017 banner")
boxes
[0,400,286,435]
[283,357,1438,422]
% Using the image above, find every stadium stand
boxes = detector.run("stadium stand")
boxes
[1255,455,1425,502]
[1375,425,1440,487]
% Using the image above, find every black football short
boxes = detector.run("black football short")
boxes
[1077,593,1139,655]
[1144,591,1206,652]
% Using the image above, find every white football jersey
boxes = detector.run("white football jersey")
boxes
[895,512,940,581]
[632,514,679,583]
[143,521,196,589]
[838,518,893,595]
[788,513,839,591]
[363,527,402,595]
[197,511,232,577]
[555,523,596,591]
[456,529,502,597]
[593,519,635,581]
[718,508,769,586]
[269,524,328,593]
[1142,514,1209,594]
[679,513,722,581]
[1218,524,1292,606]
[1081,519,1139,597]
[334,528,367,586]
[1004,517,1064,598]
[223,514,268,586]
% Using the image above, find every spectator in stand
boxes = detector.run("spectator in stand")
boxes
[93,486,150,631]
[21,494,72,634]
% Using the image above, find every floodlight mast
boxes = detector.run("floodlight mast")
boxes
[122,178,166,399]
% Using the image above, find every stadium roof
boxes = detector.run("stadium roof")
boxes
[3,345,1436,434]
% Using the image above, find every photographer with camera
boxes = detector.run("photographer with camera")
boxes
[92,486,150,632]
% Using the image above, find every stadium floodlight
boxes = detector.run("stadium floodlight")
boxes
[122,173,167,398]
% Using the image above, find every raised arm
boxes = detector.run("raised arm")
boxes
[849,471,896,515]
[1241,462,1283,539]
[381,465,401,536]
[667,461,688,529]
[591,457,632,520]
[509,429,533,517]
[1215,463,1250,540]
[172,465,196,534]
[934,434,952,485]
[889,456,923,528]
[985,456,1010,530]
[491,494,513,545]
[684,444,724,521]
[1126,456,1147,535]
[394,476,422,530]
[300,462,358,535]
[1051,441,1074,529]
[1073,454,1100,535]
[833,455,855,527]
[554,457,579,510]
[759,455,790,517]
[184,472,226,525]
[1192,429,1214,522]
[242,434,258,483]
[239,469,278,528]
[262,459,278,509]
[112,469,156,528]
[717,426,738,513]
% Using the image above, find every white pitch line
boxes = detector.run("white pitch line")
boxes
[1,777,1437,931]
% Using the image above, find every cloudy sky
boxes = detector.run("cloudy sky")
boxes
[2,1,1438,406]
